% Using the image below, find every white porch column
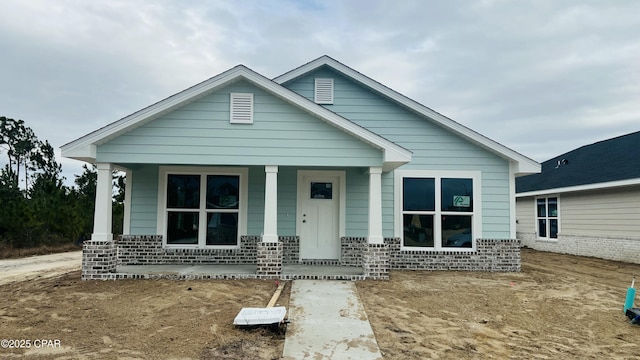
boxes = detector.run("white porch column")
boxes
[262,165,278,243]
[91,162,113,241]
[368,166,384,244]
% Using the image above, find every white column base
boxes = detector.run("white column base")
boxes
[91,233,114,242]
[368,235,384,244]
[262,234,279,243]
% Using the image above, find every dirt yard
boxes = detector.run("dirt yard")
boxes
[0,249,639,359]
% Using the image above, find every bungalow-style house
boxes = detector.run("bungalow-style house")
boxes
[62,55,540,280]
[516,131,640,264]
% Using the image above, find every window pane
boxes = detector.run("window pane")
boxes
[403,178,435,211]
[310,182,333,199]
[550,219,558,238]
[441,178,473,212]
[167,211,198,244]
[167,175,200,209]
[537,199,546,218]
[403,214,434,247]
[207,175,239,209]
[548,197,558,217]
[206,212,238,245]
[538,219,547,238]
[442,215,472,248]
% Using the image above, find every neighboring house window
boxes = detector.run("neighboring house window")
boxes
[159,167,248,248]
[396,170,481,250]
[230,93,254,124]
[536,197,558,239]
[314,78,334,104]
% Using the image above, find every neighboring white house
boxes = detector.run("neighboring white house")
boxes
[516,131,640,264]
[62,55,540,280]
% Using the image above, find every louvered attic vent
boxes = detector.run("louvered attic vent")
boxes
[314,78,334,104]
[230,93,254,124]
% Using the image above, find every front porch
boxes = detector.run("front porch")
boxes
[81,235,386,281]
[81,235,522,280]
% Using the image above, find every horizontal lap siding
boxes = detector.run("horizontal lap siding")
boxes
[285,67,511,238]
[97,80,381,167]
[561,186,640,238]
[276,167,298,236]
[345,168,369,236]
[129,165,159,235]
[247,166,265,236]
[515,197,536,234]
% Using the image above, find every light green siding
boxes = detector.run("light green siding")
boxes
[247,165,265,235]
[344,168,369,236]
[97,80,382,167]
[284,67,512,238]
[129,165,159,235]
[123,68,514,239]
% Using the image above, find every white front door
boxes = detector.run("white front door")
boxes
[297,171,343,260]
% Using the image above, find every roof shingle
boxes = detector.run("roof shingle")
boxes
[516,131,640,193]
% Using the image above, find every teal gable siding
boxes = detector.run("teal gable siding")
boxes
[283,67,512,238]
[97,80,382,168]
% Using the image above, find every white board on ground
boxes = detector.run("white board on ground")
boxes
[233,306,287,326]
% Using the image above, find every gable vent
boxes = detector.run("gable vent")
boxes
[314,78,334,104]
[230,93,254,124]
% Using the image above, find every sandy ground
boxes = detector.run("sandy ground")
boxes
[0,249,639,359]
[357,248,640,359]
[0,251,81,286]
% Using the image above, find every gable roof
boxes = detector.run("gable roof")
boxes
[61,64,412,172]
[274,55,540,175]
[516,131,640,196]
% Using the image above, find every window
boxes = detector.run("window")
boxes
[230,93,254,124]
[310,182,333,199]
[314,78,334,104]
[397,171,480,250]
[536,197,558,240]
[159,167,247,248]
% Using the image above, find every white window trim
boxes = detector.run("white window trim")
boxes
[394,169,482,251]
[157,166,249,249]
[230,93,254,124]
[535,195,560,242]
[314,78,334,104]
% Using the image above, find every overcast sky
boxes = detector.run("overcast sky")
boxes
[1,0,639,185]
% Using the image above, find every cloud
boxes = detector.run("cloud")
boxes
[0,0,639,186]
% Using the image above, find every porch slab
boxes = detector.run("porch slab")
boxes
[113,264,365,280]
[281,265,365,280]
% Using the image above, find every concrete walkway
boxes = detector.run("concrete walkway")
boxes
[283,280,383,360]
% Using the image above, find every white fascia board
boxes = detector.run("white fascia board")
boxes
[275,56,539,173]
[516,177,640,198]
[60,143,97,163]
[513,159,542,176]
